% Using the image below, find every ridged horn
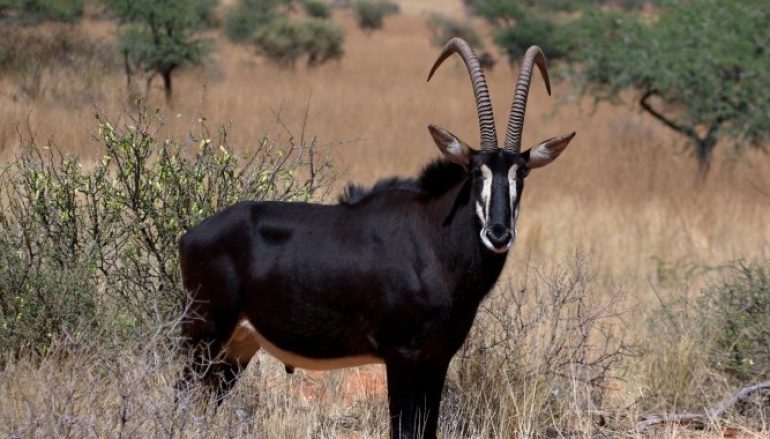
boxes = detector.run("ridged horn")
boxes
[504,46,551,152]
[428,37,498,150]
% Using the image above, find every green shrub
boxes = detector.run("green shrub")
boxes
[195,0,220,28]
[0,110,333,359]
[352,0,398,32]
[0,0,22,18]
[464,0,660,16]
[302,0,330,18]
[224,0,278,42]
[0,250,97,360]
[463,0,522,25]
[225,0,344,68]
[253,17,306,66]
[0,0,83,23]
[426,13,483,50]
[303,17,344,65]
[253,17,343,67]
[699,262,770,381]
[31,0,83,21]
[493,14,567,61]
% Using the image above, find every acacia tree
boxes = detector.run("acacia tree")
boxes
[107,0,212,104]
[566,1,770,178]
[469,0,770,179]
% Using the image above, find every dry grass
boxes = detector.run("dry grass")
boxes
[1,0,769,437]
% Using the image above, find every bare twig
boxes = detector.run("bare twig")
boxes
[635,381,770,432]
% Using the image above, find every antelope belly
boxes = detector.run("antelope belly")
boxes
[229,319,383,371]
[224,319,261,363]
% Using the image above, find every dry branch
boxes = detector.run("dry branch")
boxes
[634,381,770,433]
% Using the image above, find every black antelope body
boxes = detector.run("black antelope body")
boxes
[177,38,575,438]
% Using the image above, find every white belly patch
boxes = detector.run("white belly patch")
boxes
[224,319,383,371]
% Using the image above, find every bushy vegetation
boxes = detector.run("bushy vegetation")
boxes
[0,252,629,437]
[463,0,660,16]
[0,0,84,23]
[425,13,483,50]
[225,0,345,68]
[352,0,398,32]
[699,263,770,382]
[636,259,770,418]
[0,110,333,361]
[302,0,331,18]
[462,0,578,62]
[494,15,566,61]
[224,0,280,42]
[253,16,343,67]
[194,0,221,28]
[446,259,627,435]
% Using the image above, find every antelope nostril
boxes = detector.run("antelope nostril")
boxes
[486,225,511,246]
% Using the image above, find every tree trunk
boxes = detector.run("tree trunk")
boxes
[161,69,173,106]
[145,72,156,98]
[694,137,717,183]
[640,90,722,183]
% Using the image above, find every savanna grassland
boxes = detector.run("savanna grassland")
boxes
[1,1,769,437]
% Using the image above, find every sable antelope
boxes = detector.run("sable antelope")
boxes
[176,38,575,439]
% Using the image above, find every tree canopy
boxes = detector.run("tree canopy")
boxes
[565,1,770,177]
[469,0,770,178]
[107,0,213,103]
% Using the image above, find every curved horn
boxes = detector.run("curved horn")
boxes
[428,38,498,150]
[504,46,551,152]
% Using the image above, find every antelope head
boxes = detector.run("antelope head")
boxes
[428,38,575,253]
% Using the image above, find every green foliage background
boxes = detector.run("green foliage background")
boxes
[426,13,483,50]
[467,0,770,176]
[567,1,769,174]
[0,112,333,360]
[352,0,399,31]
[0,0,84,23]
[700,264,770,382]
[107,0,211,99]
[225,0,345,67]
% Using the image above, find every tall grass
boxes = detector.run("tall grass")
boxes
[1,253,627,438]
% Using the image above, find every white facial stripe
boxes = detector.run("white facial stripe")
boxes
[508,164,519,216]
[480,164,492,224]
[508,165,521,244]
[476,202,485,224]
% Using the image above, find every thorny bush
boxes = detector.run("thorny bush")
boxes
[443,256,628,436]
[0,109,334,360]
[699,261,770,382]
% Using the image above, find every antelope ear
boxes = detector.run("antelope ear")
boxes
[523,132,575,169]
[428,124,472,167]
